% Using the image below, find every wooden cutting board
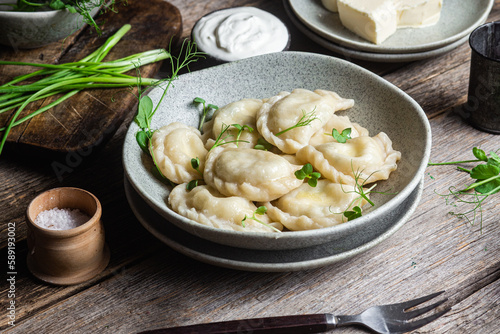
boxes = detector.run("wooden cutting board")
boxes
[0,0,182,156]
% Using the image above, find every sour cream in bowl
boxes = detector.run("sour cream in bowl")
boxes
[192,7,290,63]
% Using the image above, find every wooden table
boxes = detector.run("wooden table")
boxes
[1,1,499,333]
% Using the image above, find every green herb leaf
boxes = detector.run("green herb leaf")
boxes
[295,163,321,187]
[50,0,69,10]
[473,147,488,162]
[135,95,154,129]
[254,138,273,151]
[136,130,150,154]
[295,170,306,180]
[307,177,318,187]
[303,163,313,175]
[332,128,352,143]
[65,5,77,13]
[475,179,500,194]
[470,164,500,180]
[191,157,200,170]
[488,151,500,168]
[186,180,199,191]
[194,97,218,130]
[344,206,362,221]
[255,206,267,215]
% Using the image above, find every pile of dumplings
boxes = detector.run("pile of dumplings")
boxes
[149,89,401,233]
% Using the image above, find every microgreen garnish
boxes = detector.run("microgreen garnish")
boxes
[338,164,395,222]
[241,206,281,232]
[193,97,218,131]
[209,123,250,151]
[190,157,202,176]
[343,206,362,221]
[231,124,254,147]
[254,138,273,151]
[275,109,319,136]
[186,180,199,191]
[134,39,204,177]
[295,163,321,187]
[185,157,203,190]
[331,128,352,143]
[428,146,500,228]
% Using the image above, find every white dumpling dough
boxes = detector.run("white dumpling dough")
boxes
[309,114,369,146]
[149,122,207,184]
[264,179,369,230]
[296,132,401,185]
[202,98,263,149]
[204,145,303,201]
[256,89,354,154]
[169,184,282,232]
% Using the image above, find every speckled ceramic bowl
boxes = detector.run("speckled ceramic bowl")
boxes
[123,52,431,250]
[0,1,100,49]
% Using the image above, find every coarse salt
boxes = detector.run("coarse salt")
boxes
[34,208,90,230]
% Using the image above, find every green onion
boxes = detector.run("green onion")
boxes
[0,24,169,156]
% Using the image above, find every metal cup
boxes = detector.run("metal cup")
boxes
[462,21,500,134]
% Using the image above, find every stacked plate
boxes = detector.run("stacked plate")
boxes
[122,52,431,272]
[284,0,494,62]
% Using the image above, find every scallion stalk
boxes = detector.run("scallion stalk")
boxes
[0,24,170,156]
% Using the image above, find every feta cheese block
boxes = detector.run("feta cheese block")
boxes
[337,0,398,45]
[397,0,443,28]
[337,0,443,44]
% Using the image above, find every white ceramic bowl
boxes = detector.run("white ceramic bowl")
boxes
[0,1,99,49]
[123,52,432,250]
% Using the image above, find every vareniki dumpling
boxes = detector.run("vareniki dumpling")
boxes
[204,145,303,201]
[150,122,208,184]
[257,89,354,154]
[264,179,369,230]
[169,184,282,232]
[296,132,401,185]
[202,98,263,149]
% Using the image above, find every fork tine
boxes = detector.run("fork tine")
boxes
[396,307,451,333]
[402,298,448,320]
[396,291,446,310]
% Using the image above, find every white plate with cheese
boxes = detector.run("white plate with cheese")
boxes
[283,0,469,62]
[288,0,494,54]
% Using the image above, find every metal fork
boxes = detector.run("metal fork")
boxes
[138,291,450,334]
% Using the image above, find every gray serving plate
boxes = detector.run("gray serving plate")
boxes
[288,0,494,54]
[122,52,431,250]
[125,176,423,272]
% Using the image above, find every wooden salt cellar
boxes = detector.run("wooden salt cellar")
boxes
[26,187,109,285]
